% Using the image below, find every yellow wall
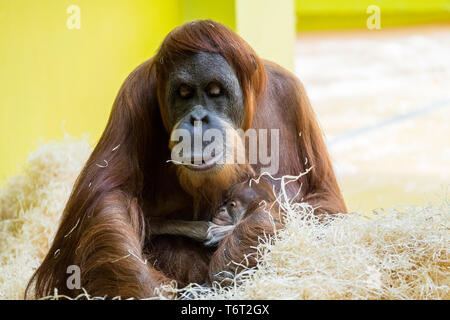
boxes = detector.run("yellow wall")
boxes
[296,0,450,30]
[0,0,295,183]
[180,0,236,30]
[0,0,181,182]
[236,0,295,71]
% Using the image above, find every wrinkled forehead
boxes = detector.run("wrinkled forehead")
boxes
[167,52,238,85]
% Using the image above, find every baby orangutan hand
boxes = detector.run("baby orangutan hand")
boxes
[204,201,241,246]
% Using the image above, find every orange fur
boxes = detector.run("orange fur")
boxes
[26,20,346,299]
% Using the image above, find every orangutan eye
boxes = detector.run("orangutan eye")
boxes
[179,85,193,99]
[229,201,236,208]
[207,82,222,97]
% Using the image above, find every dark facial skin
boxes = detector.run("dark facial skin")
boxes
[165,52,244,131]
[165,52,245,171]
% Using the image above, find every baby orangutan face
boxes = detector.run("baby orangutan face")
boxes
[205,199,246,246]
[205,179,274,246]
[212,181,264,225]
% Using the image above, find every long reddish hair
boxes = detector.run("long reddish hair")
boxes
[26,19,346,299]
[25,20,269,299]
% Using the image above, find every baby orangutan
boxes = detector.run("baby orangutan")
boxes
[148,177,275,246]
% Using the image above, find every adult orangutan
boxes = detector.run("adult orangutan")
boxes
[26,20,346,299]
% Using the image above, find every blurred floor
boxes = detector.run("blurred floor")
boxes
[295,24,450,212]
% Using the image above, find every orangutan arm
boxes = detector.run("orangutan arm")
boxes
[208,205,283,284]
[148,219,212,242]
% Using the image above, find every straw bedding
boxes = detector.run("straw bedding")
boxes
[0,137,448,299]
